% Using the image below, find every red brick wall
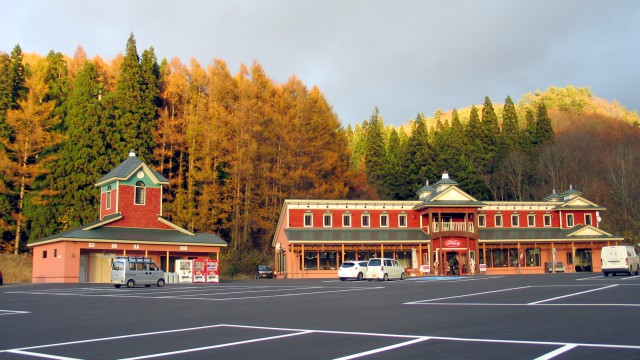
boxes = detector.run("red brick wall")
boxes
[105,185,172,230]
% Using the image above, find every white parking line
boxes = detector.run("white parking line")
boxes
[404,286,531,304]
[334,337,431,360]
[535,344,578,360]
[528,285,618,305]
[0,309,30,316]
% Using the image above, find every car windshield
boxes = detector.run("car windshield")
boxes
[341,263,355,268]
[358,262,368,267]
[258,265,270,271]
[368,259,381,266]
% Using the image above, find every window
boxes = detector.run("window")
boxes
[491,249,508,267]
[511,214,519,227]
[478,214,486,227]
[303,251,318,270]
[361,213,370,227]
[585,214,592,226]
[304,213,313,227]
[398,214,407,227]
[543,214,552,227]
[566,252,574,265]
[42,250,47,259]
[380,213,389,227]
[323,212,332,227]
[525,248,541,266]
[135,181,146,205]
[342,213,351,227]
[566,214,574,227]
[528,214,536,227]
[106,185,112,209]
[495,214,503,227]
[53,249,58,258]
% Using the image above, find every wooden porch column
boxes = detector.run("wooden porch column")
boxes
[165,251,169,272]
[380,243,384,257]
[301,244,305,277]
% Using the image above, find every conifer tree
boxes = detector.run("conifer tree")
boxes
[363,107,386,197]
[107,34,157,163]
[535,102,554,145]
[382,128,402,199]
[501,96,520,151]
[398,114,431,199]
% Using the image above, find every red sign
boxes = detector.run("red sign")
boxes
[444,239,462,248]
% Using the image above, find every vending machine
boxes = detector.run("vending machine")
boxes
[205,259,220,283]
[192,259,206,283]
[175,259,193,283]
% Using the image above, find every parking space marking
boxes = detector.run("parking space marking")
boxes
[404,286,531,304]
[528,284,618,304]
[0,309,30,316]
[4,323,640,359]
[120,330,313,360]
[4,285,384,301]
[334,337,431,360]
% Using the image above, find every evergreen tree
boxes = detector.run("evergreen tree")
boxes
[107,34,157,163]
[363,107,386,197]
[501,96,520,151]
[382,128,402,199]
[535,102,554,145]
[398,114,431,199]
[43,51,72,130]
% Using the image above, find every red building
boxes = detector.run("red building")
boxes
[272,172,624,278]
[28,152,227,283]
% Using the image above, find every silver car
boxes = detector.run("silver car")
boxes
[338,261,368,281]
[366,258,406,281]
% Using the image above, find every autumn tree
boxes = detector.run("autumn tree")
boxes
[0,72,62,253]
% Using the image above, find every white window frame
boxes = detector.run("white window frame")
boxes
[342,213,351,228]
[323,212,333,227]
[304,213,313,227]
[495,214,503,227]
[478,214,486,227]
[585,213,592,226]
[106,185,112,210]
[543,214,552,227]
[511,214,519,227]
[527,214,535,227]
[380,213,389,227]
[566,213,574,227]
[361,213,370,227]
[398,214,407,227]
[134,181,146,205]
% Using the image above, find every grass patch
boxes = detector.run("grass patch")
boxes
[0,253,32,283]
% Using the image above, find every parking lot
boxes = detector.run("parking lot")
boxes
[1,273,639,359]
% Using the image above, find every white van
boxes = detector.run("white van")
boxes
[111,256,166,288]
[601,246,640,277]
[366,258,406,281]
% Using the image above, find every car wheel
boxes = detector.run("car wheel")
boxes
[126,279,135,288]
[383,273,389,281]
[145,284,151,288]
[356,272,363,281]
[157,278,165,287]
[400,272,406,280]
[340,277,346,281]
[636,266,639,276]
[603,272,609,277]
[114,284,121,288]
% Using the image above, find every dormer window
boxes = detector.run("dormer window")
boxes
[106,185,112,209]
[135,181,146,205]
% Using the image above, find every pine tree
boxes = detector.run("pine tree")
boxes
[383,128,402,199]
[398,114,431,199]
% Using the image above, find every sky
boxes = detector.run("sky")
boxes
[2,0,639,127]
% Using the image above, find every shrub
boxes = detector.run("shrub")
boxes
[0,253,32,283]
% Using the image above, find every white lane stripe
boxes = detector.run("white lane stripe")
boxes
[534,344,578,360]
[528,285,618,304]
[6,349,83,359]
[333,337,431,360]
[0,310,30,315]
[120,331,313,360]
[406,302,640,307]
[404,286,531,304]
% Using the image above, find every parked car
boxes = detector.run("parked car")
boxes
[366,258,406,281]
[601,246,640,276]
[256,265,274,279]
[338,261,368,281]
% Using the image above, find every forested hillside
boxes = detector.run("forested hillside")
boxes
[1,35,639,266]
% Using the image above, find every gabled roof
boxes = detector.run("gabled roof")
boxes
[95,154,169,186]
[553,196,605,211]
[414,185,484,210]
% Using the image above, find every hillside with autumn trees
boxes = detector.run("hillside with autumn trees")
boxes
[1,35,640,274]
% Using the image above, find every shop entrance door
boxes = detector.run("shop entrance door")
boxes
[575,249,592,272]
[443,251,469,276]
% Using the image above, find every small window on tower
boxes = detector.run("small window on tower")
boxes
[135,181,146,205]
[106,185,112,209]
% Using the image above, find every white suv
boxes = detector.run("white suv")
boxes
[366,258,406,281]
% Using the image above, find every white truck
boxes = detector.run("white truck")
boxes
[111,256,166,288]
[601,246,640,277]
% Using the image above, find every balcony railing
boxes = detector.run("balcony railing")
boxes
[422,222,475,234]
